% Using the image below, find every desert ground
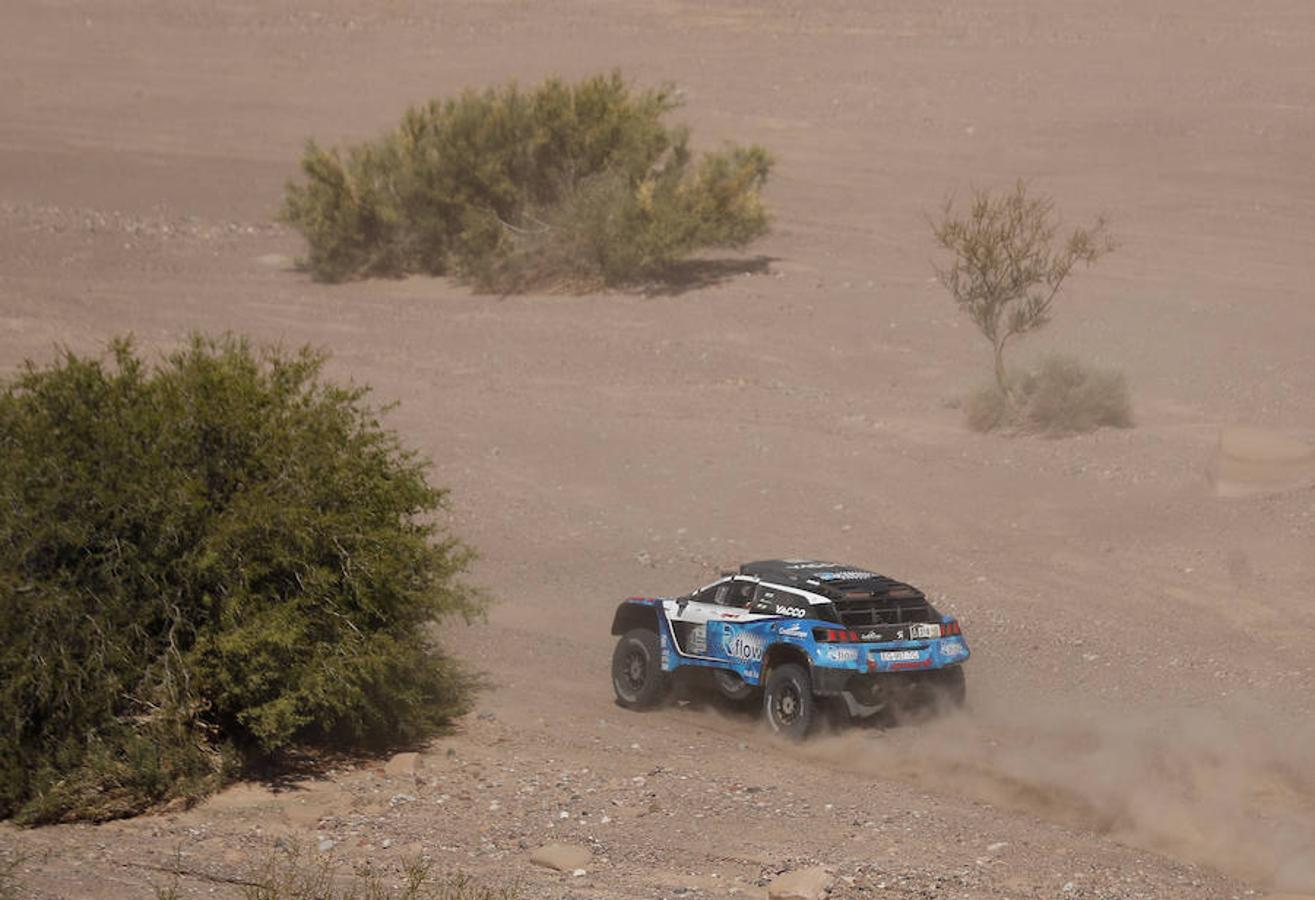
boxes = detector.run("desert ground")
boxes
[1,1,1313,897]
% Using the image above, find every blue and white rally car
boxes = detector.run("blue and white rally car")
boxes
[610,559,969,738]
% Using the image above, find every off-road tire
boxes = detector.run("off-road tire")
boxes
[763,663,816,739]
[612,628,668,709]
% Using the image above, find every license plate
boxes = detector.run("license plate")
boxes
[879,650,921,662]
[909,623,941,639]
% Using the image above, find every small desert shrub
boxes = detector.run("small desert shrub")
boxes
[281,71,773,290]
[0,335,484,825]
[243,849,517,900]
[0,853,23,900]
[964,354,1133,435]
[963,382,1011,433]
[931,181,1114,395]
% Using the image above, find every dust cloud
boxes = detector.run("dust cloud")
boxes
[804,693,1315,892]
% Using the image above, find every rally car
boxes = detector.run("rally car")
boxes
[610,559,969,738]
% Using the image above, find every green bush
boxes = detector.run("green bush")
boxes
[0,336,484,824]
[280,71,773,290]
[964,354,1133,435]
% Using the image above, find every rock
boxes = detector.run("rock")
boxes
[768,866,832,900]
[255,253,294,269]
[384,751,422,778]
[530,843,592,873]
[1212,427,1315,497]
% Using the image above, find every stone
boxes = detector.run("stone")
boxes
[255,253,294,269]
[1212,427,1315,497]
[530,843,592,873]
[768,866,832,900]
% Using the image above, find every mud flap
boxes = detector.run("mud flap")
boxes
[839,690,887,719]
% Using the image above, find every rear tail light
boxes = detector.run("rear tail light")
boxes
[942,620,961,636]
[813,628,862,642]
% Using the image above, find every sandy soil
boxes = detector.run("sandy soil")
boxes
[1,1,1313,897]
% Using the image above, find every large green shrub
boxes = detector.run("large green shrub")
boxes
[0,336,484,824]
[281,71,773,289]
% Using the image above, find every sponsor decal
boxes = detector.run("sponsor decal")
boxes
[855,628,912,642]
[721,628,765,662]
[822,646,859,663]
[939,639,966,659]
[879,650,921,662]
[687,625,707,655]
[783,562,876,579]
[909,623,942,640]
[774,604,807,618]
[778,623,807,638]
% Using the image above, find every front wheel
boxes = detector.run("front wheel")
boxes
[762,663,816,739]
[612,628,668,708]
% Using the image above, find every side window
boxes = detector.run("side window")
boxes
[750,586,809,618]
[692,580,730,606]
[720,579,755,609]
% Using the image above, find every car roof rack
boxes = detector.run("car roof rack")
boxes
[738,559,924,600]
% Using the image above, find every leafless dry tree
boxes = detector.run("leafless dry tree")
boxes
[931,180,1114,400]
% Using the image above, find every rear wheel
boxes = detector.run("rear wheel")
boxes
[611,628,667,708]
[762,663,816,739]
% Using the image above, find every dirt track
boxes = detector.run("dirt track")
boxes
[1,1,1313,897]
